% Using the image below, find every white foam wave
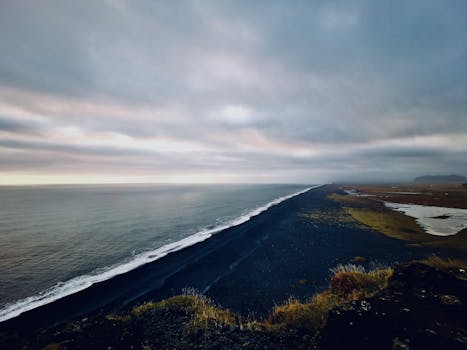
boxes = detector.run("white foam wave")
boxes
[0,185,320,322]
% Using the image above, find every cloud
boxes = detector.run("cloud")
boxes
[0,0,466,183]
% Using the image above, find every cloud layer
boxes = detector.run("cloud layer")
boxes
[1,0,466,184]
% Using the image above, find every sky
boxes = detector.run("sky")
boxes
[0,0,466,185]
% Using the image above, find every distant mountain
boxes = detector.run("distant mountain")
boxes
[414,175,467,183]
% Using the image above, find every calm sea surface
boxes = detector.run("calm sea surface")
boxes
[0,183,310,319]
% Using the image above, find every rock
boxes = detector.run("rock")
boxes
[319,262,467,350]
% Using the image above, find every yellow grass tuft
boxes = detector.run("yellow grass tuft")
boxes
[266,294,337,332]
[131,291,237,329]
[418,255,467,270]
[265,264,393,333]
[329,264,393,300]
[350,256,367,263]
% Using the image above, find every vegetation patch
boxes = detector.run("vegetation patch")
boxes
[346,207,427,241]
[345,184,467,209]
[327,192,428,242]
[128,265,393,338]
[329,264,393,300]
[350,256,366,263]
[264,264,393,335]
[328,187,467,251]
[131,288,238,329]
[105,314,132,322]
[327,193,381,209]
[418,255,467,271]
[7,258,467,350]
[301,208,357,228]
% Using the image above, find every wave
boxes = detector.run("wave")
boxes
[0,185,319,323]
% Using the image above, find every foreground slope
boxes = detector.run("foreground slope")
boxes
[1,258,465,349]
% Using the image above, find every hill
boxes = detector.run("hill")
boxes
[414,175,467,183]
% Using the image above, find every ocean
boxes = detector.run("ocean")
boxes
[0,183,312,322]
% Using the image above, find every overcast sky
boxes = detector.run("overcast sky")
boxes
[0,0,466,184]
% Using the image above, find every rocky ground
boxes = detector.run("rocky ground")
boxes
[319,260,467,350]
[1,259,465,350]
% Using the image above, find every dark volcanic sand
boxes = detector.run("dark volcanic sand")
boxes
[0,185,445,332]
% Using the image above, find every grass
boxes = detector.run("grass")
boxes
[106,263,394,339]
[345,208,467,252]
[264,264,393,334]
[345,184,467,209]
[307,191,431,244]
[10,257,466,350]
[418,255,467,271]
[329,264,393,300]
[328,191,426,241]
[328,188,467,251]
[328,191,428,242]
[182,288,237,329]
[265,294,338,332]
[300,208,357,227]
[131,288,237,329]
[346,207,427,242]
[105,314,132,322]
[328,193,382,209]
[350,256,367,263]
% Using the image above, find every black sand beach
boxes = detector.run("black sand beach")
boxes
[0,185,444,333]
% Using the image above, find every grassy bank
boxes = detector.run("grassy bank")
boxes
[327,188,467,252]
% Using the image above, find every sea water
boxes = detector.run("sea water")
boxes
[0,183,312,321]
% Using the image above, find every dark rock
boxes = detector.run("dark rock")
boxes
[2,261,466,349]
[319,263,467,350]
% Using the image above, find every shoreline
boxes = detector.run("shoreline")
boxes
[0,185,317,324]
[0,186,318,331]
[1,184,446,334]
